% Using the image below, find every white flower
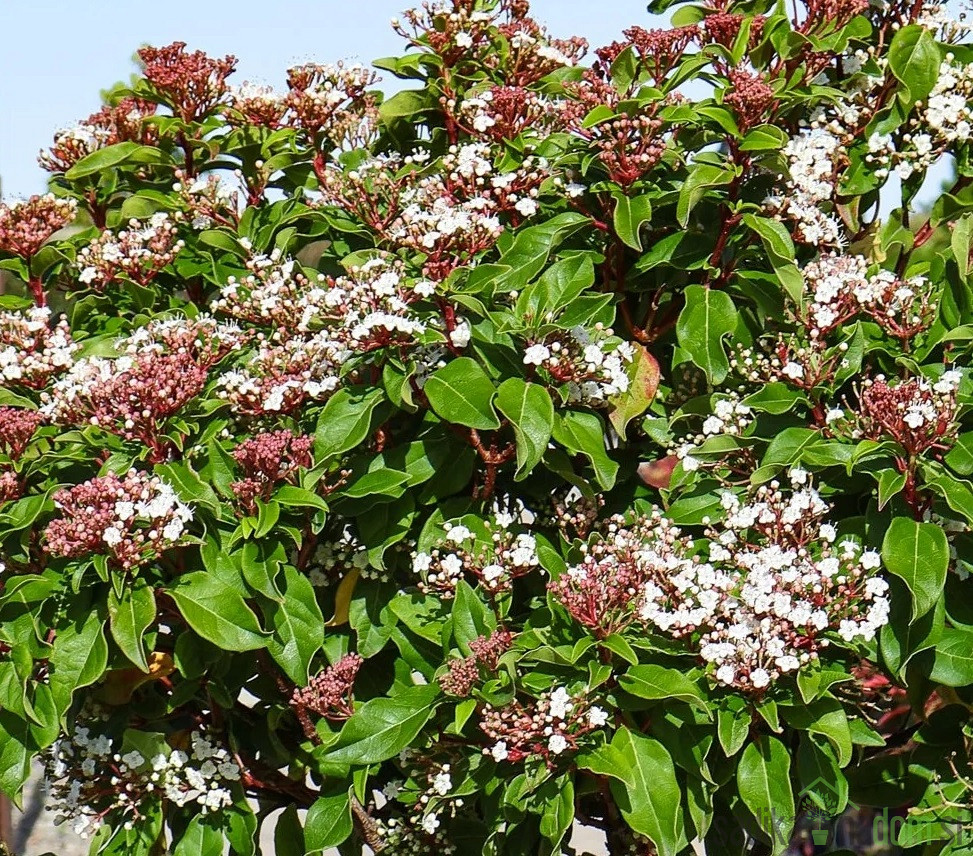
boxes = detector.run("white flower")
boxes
[523,344,551,365]
[454,32,473,48]
[860,550,881,570]
[491,741,509,762]
[548,687,573,720]
[449,321,472,348]
[547,734,568,755]
[432,771,452,795]
[421,813,441,834]
[750,669,771,688]
[587,706,608,727]
[515,198,538,217]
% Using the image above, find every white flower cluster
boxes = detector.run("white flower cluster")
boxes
[119,313,248,364]
[215,331,345,415]
[912,2,972,43]
[45,727,240,837]
[866,56,973,181]
[768,130,844,246]
[75,212,184,289]
[769,52,887,246]
[0,307,77,388]
[524,324,633,404]
[294,525,388,587]
[412,518,541,597]
[792,252,936,342]
[37,122,112,171]
[673,394,754,473]
[630,470,890,690]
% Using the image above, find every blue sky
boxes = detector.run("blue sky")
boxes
[0,0,661,198]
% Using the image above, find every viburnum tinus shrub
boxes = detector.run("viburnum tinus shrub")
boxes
[4,0,973,853]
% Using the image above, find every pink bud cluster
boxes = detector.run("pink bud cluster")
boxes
[723,69,776,132]
[732,336,849,393]
[440,630,513,696]
[38,98,158,173]
[549,547,645,639]
[231,430,313,514]
[0,408,44,459]
[523,324,633,405]
[41,352,208,461]
[291,653,363,721]
[137,42,237,123]
[452,86,566,142]
[174,171,241,230]
[562,72,669,187]
[45,470,193,570]
[393,1,499,65]
[847,372,962,456]
[0,469,21,503]
[0,307,78,389]
[412,519,540,598]
[596,25,699,87]
[480,686,607,764]
[489,17,587,85]
[0,194,77,259]
[75,213,184,291]
[285,62,379,145]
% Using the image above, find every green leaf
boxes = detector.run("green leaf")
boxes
[539,776,575,847]
[888,24,941,104]
[619,665,710,715]
[608,344,661,439]
[742,213,795,263]
[64,141,149,180]
[265,565,325,684]
[379,88,436,122]
[717,699,752,757]
[314,387,388,460]
[551,410,619,490]
[737,736,795,854]
[168,573,267,652]
[495,378,554,480]
[305,787,354,854]
[198,229,247,259]
[451,580,495,654]
[108,579,156,672]
[677,164,734,227]
[931,626,973,686]
[676,285,738,383]
[50,610,109,717]
[951,213,973,280]
[744,382,805,415]
[946,432,973,475]
[881,517,948,620]
[273,805,305,856]
[608,727,686,856]
[424,358,501,430]
[320,685,438,769]
[613,193,653,250]
[173,816,223,856]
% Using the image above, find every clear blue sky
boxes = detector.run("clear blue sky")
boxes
[0,0,661,198]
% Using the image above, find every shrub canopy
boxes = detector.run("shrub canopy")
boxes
[2,0,973,853]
